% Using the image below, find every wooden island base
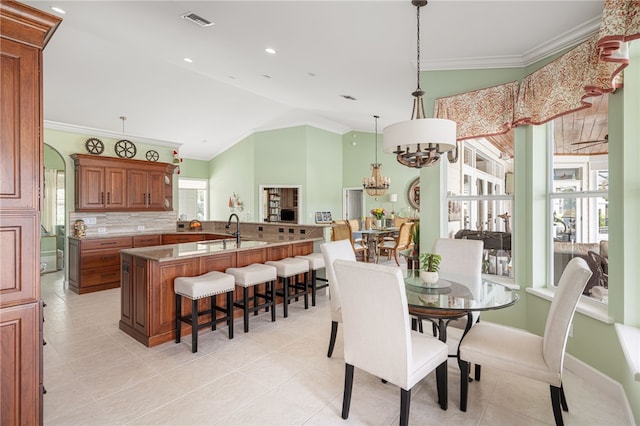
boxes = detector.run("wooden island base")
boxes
[119,239,313,347]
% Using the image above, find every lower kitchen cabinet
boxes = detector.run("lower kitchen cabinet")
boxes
[68,236,133,294]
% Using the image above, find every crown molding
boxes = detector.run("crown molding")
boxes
[421,17,601,70]
[43,120,182,149]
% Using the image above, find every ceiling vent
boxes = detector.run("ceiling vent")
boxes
[181,12,214,27]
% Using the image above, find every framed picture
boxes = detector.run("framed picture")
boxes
[407,177,420,211]
[315,212,323,223]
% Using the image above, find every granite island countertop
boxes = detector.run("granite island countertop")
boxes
[120,236,322,262]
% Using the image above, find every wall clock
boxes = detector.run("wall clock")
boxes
[115,139,137,158]
[408,177,420,211]
[85,138,104,155]
[145,150,159,162]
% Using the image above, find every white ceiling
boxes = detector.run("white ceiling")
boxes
[25,0,604,160]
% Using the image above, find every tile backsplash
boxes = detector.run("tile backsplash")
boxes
[69,211,178,237]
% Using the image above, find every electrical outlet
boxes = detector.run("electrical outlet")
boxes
[137,225,145,231]
[98,227,107,234]
[84,217,97,225]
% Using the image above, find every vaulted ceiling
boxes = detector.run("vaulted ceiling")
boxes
[25,0,606,160]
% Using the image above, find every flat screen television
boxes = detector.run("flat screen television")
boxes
[281,209,295,222]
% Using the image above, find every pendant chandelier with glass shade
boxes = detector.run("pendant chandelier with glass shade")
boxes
[383,0,458,168]
[363,115,390,197]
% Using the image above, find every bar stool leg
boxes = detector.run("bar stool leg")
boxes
[210,296,217,331]
[269,280,276,322]
[175,294,182,343]
[191,299,198,353]
[303,272,309,310]
[243,287,250,333]
[227,290,234,339]
[283,277,289,318]
[311,270,317,307]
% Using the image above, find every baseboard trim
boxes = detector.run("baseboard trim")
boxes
[564,354,635,425]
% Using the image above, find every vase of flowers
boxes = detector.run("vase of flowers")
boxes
[371,208,386,228]
[419,253,441,285]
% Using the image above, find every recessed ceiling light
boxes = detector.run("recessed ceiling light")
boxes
[50,6,66,14]
[183,57,193,63]
[265,48,277,55]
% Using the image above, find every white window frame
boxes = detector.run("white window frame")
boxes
[178,178,208,221]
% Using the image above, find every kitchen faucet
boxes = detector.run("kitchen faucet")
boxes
[226,213,240,245]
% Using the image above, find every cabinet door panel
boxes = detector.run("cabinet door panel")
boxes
[0,214,38,307]
[105,167,126,209]
[127,169,147,209]
[77,166,105,210]
[0,40,39,211]
[0,303,40,426]
[147,171,165,209]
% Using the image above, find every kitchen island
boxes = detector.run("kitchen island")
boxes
[119,237,316,347]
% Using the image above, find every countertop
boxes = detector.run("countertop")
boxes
[120,236,321,262]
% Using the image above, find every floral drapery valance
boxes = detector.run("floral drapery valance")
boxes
[434,82,519,140]
[434,0,640,140]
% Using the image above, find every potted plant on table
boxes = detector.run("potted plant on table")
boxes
[419,252,441,284]
[370,208,387,229]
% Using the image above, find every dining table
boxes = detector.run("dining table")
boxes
[402,269,519,411]
[357,227,398,261]
[403,269,519,343]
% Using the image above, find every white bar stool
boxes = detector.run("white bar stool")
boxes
[174,271,235,353]
[225,263,278,333]
[295,253,327,306]
[265,258,309,318]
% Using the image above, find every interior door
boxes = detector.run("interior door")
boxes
[344,189,363,220]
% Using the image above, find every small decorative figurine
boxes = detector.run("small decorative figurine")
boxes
[74,219,87,238]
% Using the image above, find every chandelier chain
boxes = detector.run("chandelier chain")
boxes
[416,5,421,91]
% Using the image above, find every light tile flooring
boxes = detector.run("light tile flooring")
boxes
[41,268,629,425]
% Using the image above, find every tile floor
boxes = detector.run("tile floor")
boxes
[41,268,629,425]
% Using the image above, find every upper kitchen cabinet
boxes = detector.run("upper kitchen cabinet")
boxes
[71,154,175,212]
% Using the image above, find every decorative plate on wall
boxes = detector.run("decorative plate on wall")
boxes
[145,150,159,162]
[408,177,420,211]
[115,139,137,158]
[85,138,104,155]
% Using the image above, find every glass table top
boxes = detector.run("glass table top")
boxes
[403,269,519,313]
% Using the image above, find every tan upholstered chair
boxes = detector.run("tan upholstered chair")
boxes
[320,240,356,358]
[376,221,413,265]
[459,257,592,426]
[333,260,449,425]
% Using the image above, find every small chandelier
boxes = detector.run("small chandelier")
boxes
[363,115,390,197]
[383,0,458,168]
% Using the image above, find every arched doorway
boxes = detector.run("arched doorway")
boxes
[42,144,65,273]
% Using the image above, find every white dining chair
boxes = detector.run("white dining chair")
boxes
[428,238,484,372]
[333,260,449,426]
[459,257,592,426]
[320,239,356,358]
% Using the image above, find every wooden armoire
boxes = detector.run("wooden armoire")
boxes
[0,1,61,424]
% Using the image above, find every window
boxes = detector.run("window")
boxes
[447,138,515,279]
[178,178,208,221]
[548,115,608,303]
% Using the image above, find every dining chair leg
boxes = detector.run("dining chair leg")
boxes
[474,364,481,381]
[327,321,339,357]
[342,363,354,420]
[550,385,565,426]
[400,388,411,426]
[394,250,400,266]
[436,360,448,410]
[460,360,470,412]
[560,383,568,411]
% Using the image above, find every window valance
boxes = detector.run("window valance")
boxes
[434,0,640,140]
